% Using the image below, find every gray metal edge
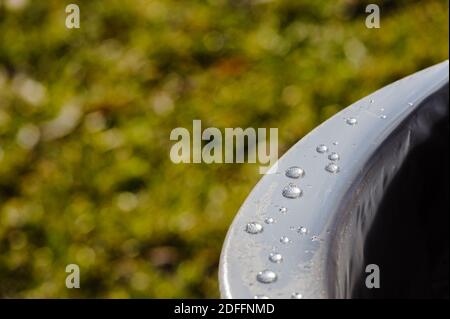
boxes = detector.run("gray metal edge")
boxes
[219,60,449,299]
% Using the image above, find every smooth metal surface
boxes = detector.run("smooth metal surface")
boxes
[219,61,449,299]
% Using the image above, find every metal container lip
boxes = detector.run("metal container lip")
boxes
[219,60,449,299]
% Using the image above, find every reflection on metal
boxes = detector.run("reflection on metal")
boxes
[219,61,449,299]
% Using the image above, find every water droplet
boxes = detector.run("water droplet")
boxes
[269,253,283,263]
[370,99,375,104]
[279,207,288,214]
[325,163,340,173]
[346,117,357,125]
[265,217,275,224]
[311,235,322,242]
[328,152,339,161]
[298,226,308,235]
[291,292,303,299]
[316,144,328,153]
[256,270,277,284]
[408,102,414,106]
[280,236,290,244]
[282,183,302,199]
[380,108,385,112]
[332,141,339,146]
[254,295,269,299]
[380,115,387,119]
[245,222,263,234]
[285,166,305,179]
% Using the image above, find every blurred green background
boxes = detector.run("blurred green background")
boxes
[0,0,448,298]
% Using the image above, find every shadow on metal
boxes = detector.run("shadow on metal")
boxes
[219,61,449,299]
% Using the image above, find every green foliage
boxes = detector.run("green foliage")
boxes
[0,0,448,297]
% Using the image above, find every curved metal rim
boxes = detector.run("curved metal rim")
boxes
[219,60,449,299]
